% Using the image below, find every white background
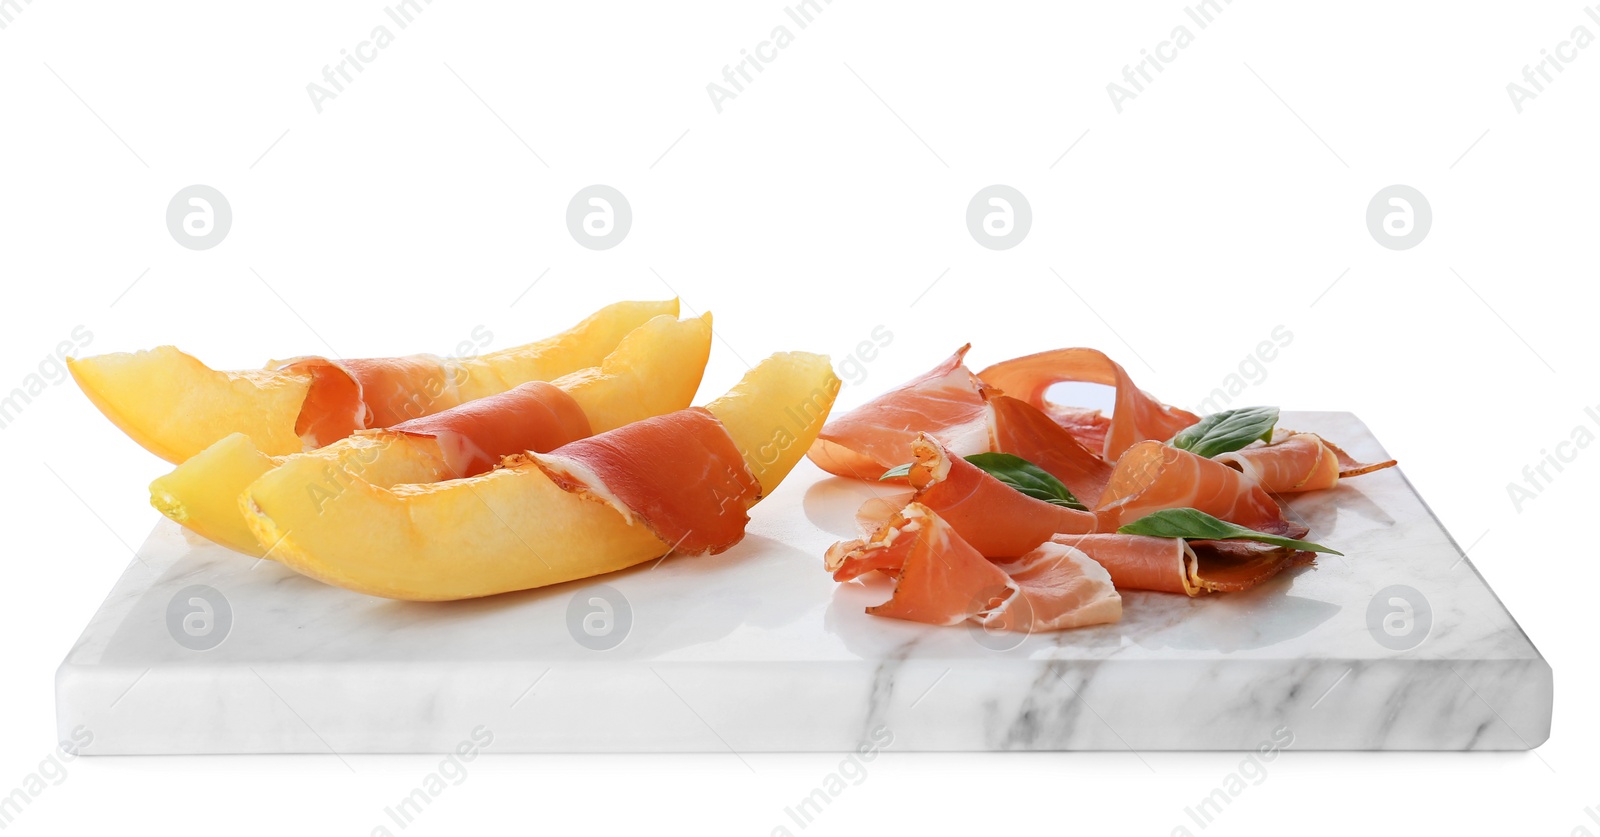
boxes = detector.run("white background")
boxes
[1,1,1595,834]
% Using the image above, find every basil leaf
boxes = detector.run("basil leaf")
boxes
[880,453,1088,511]
[1116,507,1342,555]
[1170,406,1280,458]
[963,452,1087,510]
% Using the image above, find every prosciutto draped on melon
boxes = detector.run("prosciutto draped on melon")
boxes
[151,312,714,557]
[70,298,678,463]
[242,352,840,601]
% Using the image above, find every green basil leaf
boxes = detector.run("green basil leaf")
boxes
[1170,406,1280,458]
[881,454,1087,510]
[963,452,1087,510]
[1116,507,1343,555]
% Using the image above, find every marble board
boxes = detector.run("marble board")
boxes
[56,412,1552,753]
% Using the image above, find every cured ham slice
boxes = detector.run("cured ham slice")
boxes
[826,505,922,582]
[276,301,679,449]
[808,346,989,480]
[841,504,1121,632]
[1095,441,1296,535]
[906,434,1096,558]
[1045,533,1198,595]
[986,393,1114,506]
[977,348,1198,460]
[384,381,591,479]
[858,505,1011,627]
[1046,533,1310,596]
[987,542,1123,632]
[1215,431,1398,494]
[528,408,761,556]
[1323,436,1400,479]
[1185,539,1315,593]
[278,355,472,448]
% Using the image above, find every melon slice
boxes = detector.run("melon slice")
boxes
[150,313,713,557]
[239,352,840,600]
[70,298,678,463]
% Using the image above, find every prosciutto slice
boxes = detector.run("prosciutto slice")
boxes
[807,346,989,480]
[385,381,591,479]
[1095,440,1296,535]
[977,348,1198,460]
[1046,533,1310,597]
[528,408,761,556]
[988,542,1124,632]
[1215,431,1398,494]
[906,434,1096,558]
[278,355,461,448]
[835,504,1122,632]
[986,393,1114,506]
[274,302,675,449]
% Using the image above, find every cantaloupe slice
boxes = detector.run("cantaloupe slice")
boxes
[70,298,678,464]
[151,313,713,557]
[239,352,840,600]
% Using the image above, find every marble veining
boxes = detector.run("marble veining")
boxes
[56,413,1551,752]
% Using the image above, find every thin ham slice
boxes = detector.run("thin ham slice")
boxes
[1216,431,1398,494]
[977,348,1198,461]
[844,504,1122,632]
[1185,539,1315,593]
[1046,533,1310,596]
[1095,440,1296,535]
[1045,533,1198,595]
[986,392,1114,506]
[907,433,1096,558]
[826,505,922,582]
[1322,436,1400,479]
[807,345,989,480]
[987,542,1123,632]
[860,505,1012,627]
[528,408,760,556]
[385,381,591,479]
[278,354,469,448]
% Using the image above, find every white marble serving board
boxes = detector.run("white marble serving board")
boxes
[56,412,1551,753]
